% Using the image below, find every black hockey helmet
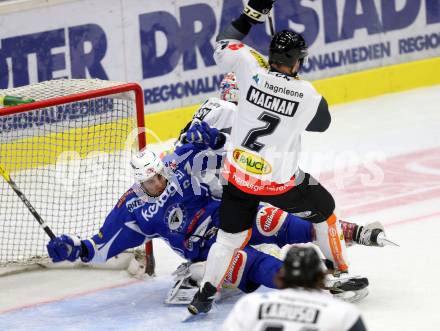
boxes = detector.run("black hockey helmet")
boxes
[269,30,308,68]
[283,246,324,287]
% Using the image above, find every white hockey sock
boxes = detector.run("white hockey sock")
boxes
[314,214,349,271]
[201,229,251,289]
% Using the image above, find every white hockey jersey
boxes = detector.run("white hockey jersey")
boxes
[191,97,237,134]
[187,97,237,198]
[214,40,323,195]
[221,288,363,331]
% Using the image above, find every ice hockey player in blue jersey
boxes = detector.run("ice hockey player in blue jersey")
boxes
[46,125,387,302]
[46,137,315,295]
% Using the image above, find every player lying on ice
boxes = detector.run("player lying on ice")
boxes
[46,129,393,304]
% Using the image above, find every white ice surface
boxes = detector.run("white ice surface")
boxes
[1,86,440,330]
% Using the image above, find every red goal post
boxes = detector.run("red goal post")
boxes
[0,79,154,275]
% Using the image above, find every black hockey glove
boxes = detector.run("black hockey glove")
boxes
[243,0,275,24]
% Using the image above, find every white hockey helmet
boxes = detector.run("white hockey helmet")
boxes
[130,149,164,183]
[219,72,239,103]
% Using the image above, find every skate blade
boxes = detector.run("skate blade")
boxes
[181,311,200,322]
[181,304,216,322]
[333,288,369,303]
[181,305,201,322]
[380,237,400,247]
[182,311,204,323]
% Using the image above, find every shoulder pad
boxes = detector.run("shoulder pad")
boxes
[117,189,134,208]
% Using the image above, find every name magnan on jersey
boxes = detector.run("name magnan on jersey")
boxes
[214,40,323,194]
[221,288,364,331]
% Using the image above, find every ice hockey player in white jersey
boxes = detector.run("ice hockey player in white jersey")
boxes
[221,246,367,331]
[173,72,239,198]
[189,0,361,315]
[177,72,238,146]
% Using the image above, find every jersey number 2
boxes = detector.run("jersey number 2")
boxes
[242,112,280,152]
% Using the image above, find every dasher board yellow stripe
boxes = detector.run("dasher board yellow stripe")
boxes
[313,57,440,105]
[1,118,135,173]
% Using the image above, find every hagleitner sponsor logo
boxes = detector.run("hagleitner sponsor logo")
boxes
[232,149,272,175]
[246,86,299,117]
[264,81,304,98]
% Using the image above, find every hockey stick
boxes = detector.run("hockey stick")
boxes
[145,241,155,276]
[0,164,157,273]
[0,165,56,239]
[268,10,275,36]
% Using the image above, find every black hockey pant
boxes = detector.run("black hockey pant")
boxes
[219,171,336,233]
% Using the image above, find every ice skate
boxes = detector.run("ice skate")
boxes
[187,282,217,315]
[356,222,399,247]
[326,270,369,303]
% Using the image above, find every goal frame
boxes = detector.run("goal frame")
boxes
[0,81,154,275]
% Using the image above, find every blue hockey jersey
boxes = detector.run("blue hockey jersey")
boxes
[81,143,222,263]
[75,141,314,292]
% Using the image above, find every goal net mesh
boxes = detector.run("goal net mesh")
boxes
[0,79,144,267]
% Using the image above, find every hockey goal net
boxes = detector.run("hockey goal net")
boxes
[0,79,153,275]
